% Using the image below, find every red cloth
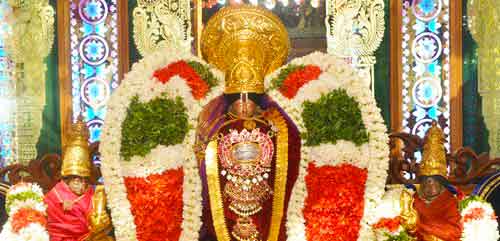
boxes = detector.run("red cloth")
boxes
[44,181,94,241]
[413,190,462,241]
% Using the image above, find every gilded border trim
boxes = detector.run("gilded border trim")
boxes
[478,173,500,200]
[205,108,289,241]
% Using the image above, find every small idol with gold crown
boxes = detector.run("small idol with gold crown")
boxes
[400,122,462,241]
[196,5,300,241]
[44,116,113,241]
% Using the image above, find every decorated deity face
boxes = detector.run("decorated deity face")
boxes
[230,93,257,118]
[65,176,89,196]
[421,176,443,201]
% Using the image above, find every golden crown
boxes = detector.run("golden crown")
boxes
[61,116,92,177]
[419,122,448,178]
[201,5,289,94]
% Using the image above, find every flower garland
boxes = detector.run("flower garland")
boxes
[269,64,322,99]
[264,52,389,241]
[372,217,403,234]
[153,60,215,100]
[100,47,224,241]
[303,163,368,241]
[120,96,189,161]
[0,183,49,241]
[124,169,184,241]
[459,196,499,241]
[11,208,47,233]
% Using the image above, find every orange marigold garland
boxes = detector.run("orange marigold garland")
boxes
[11,208,47,233]
[278,65,321,99]
[153,60,210,100]
[372,216,403,233]
[303,163,367,241]
[124,168,184,241]
[462,207,487,223]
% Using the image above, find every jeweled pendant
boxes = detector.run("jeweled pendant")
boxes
[232,216,260,241]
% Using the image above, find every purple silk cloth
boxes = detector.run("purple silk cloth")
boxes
[196,94,301,241]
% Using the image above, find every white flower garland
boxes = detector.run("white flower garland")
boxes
[264,52,389,241]
[100,47,223,241]
[0,183,49,241]
[461,198,499,241]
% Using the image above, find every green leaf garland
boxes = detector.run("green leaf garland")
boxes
[6,191,43,214]
[302,89,369,146]
[120,96,189,161]
[383,231,414,241]
[187,61,218,88]
[459,195,486,211]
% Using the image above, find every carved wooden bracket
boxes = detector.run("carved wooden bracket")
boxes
[389,131,500,191]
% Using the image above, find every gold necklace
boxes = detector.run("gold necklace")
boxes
[206,109,288,241]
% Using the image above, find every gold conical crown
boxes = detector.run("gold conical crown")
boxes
[61,116,91,177]
[201,5,289,94]
[419,122,447,178]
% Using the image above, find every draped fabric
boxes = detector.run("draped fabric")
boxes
[44,181,94,241]
[413,190,462,241]
[196,95,301,241]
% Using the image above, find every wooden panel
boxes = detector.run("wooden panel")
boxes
[450,0,463,151]
[389,0,402,132]
[57,0,71,150]
[118,0,130,79]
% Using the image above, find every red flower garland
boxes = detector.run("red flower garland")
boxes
[153,60,210,100]
[303,163,368,241]
[373,216,403,233]
[11,208,47,233]
[124,169,184,241]
[279,65,321,99]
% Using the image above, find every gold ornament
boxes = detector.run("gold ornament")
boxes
[326,0,385,92]
[61,117,92,178]
[133,0,192,57]
[87,185,114,241]
[400,188,417,233]
[205,109,288,241]
[419,122,447,177]
[201,5,289,94]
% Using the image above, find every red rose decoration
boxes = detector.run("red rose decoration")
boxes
[153,60,210,100]
[124,168,184,241]
[11,208,47,233]
[303,163,368,241]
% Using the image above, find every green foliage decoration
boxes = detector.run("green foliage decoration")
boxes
[269,64,305,89]
[459,195,487,211]
[383,231,414,241]
[302,89,369,146]
[6,191,43,214]
[187,60,218,88]
[120,95,189,161]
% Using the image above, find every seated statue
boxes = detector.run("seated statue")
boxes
[401,122,462,241]
[44,117,113,241]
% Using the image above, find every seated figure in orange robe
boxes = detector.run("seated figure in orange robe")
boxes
[402,122,462,241]
[44,117,113,241]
